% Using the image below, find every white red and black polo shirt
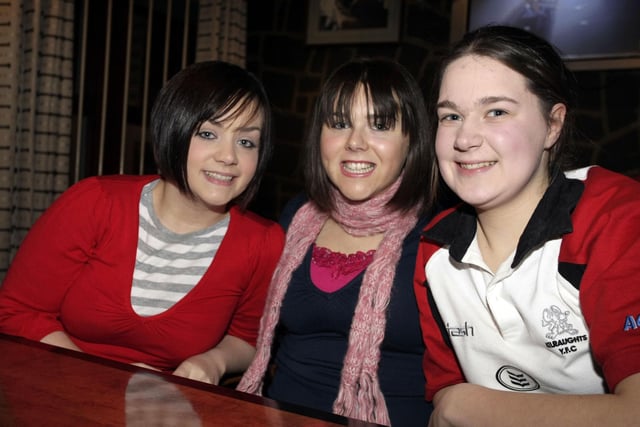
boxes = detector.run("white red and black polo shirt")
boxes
[415,166,640,400]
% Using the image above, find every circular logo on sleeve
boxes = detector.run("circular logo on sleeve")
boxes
[496,366,540,391]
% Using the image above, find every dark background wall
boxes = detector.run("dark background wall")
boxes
[245,0,640,221]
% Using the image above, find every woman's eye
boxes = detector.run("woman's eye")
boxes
[372,121,390,131]
[197,130,216,139]
[487,109,507,117]
[238,139,257,149]
[327,113,350,129]
[439,113,460,122]
[332,121,349,129]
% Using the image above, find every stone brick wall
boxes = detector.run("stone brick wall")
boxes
[246,0,640,220]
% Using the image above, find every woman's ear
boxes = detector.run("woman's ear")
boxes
[545,103,566,149]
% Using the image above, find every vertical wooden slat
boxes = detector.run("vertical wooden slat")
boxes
[119,0,135,174]
[74,0,90,183]
[73,0,199,177]
[98,0,114,176]
[181,0,191,69]
[163,0,172,83]
[139,0,155,174]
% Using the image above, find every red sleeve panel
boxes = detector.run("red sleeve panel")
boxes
[561,168,640,392]
[414,214,466,401]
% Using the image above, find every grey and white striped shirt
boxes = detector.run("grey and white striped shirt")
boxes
[131,180,229,316]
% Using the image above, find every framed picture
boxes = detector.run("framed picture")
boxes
[306,0,402,45]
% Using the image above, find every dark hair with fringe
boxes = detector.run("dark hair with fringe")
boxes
[150,60,272,210]
[303,57,436,216]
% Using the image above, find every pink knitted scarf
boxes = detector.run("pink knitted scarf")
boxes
[237,177,418,426]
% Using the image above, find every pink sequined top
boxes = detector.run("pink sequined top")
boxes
[310,245,375,292]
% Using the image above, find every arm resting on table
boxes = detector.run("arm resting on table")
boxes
[172,334,255,385]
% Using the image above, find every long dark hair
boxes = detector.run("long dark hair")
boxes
[304,57,436,215]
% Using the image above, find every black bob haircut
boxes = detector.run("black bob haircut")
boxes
[150,60,272,210]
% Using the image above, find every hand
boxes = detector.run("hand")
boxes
[172,335,255,385]
[41,330,82,351]
[173,352,223,385]
[429,383,482,427]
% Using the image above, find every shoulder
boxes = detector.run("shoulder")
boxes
[401,211,438,249]
[567,165,639,187]
[563,166,640,254]
[48,175,157,212]
[228,208,285,263]
[279,192,309,230]
[90,174,159,195]
[65,174,159,200]
[569,166,640,213]
[230,206,285,238]
[422,205,464,235]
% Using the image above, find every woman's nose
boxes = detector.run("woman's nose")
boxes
[453,122,483,151]
[345,128,368,151]
[215,140,238,165]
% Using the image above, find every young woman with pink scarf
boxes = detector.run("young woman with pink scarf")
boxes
[237,58,438,426]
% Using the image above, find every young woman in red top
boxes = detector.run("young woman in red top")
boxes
[0,61,284,384]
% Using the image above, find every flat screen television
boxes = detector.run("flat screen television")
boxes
[450,0,640,71]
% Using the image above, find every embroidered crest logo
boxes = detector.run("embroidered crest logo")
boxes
[541,305,578,339]
[495,366,540,391]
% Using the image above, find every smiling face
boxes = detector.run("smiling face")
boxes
[320,85,409,203]
[185,103,262,212]
[435,54,565,213]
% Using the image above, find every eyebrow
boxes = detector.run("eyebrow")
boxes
[436,96,519,110]
[328,111,389,120]
[234,125,262,133]
[436,100,457,110]
[204,120,262,133]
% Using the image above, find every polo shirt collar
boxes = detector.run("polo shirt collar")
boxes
[425,171,585,268]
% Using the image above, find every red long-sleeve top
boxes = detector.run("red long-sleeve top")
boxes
[0,175,284,370]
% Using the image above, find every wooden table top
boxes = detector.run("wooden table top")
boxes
[0,333,377,426]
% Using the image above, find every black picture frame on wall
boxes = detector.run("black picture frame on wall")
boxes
[306,0,401,45]
[450,0,640,71]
